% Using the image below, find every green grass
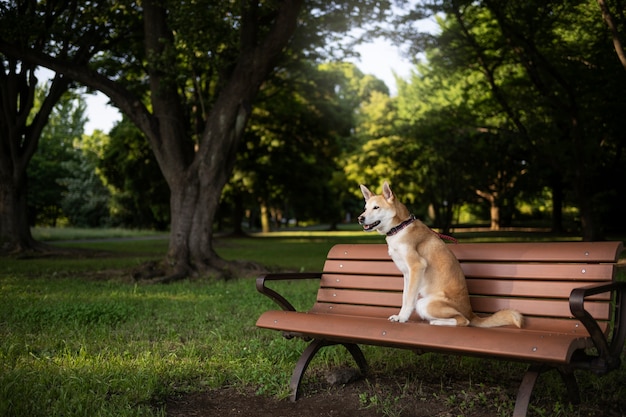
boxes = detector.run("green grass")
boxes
[1,229,625,417]
[32,226,168,242]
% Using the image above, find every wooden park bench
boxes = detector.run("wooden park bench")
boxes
[256,241,625,416]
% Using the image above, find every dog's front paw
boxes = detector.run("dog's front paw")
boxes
[389,314,408,323]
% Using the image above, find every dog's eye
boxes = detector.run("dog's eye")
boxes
[373,205,379,210]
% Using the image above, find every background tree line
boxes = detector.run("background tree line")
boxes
[2,0,625,279]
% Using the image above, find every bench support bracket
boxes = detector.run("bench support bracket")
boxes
[289,339,368,402]
[513,364,580,417]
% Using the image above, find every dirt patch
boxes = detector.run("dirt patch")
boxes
[165,379,455,417]
[165,373,626,417]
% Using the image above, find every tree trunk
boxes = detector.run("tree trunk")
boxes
[476,189,500,231]
[0,174,37,252]
[597,0,626,71]
[550,178,564,233]
[260,202,271,233]
[231,192,245,235]
[489,204,500,231]
[576,180,601,241]
[0,65,69,253]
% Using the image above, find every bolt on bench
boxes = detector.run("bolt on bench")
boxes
[256,241,625,416]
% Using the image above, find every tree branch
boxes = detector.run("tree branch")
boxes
[0,40,156,143]
[597,0,626,71]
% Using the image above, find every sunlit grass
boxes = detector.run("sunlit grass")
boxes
[32,226,168,242]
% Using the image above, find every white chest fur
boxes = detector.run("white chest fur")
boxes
[386,238,410,276]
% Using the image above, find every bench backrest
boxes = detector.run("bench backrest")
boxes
[311,242,623,334]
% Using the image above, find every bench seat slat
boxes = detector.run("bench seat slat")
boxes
[256,310,593,364]
[309,303,608,334]
[327,242,622,263]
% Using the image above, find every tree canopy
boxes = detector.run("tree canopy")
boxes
[2,0,626,274]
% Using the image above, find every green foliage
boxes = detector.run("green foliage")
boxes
[99,118,169,230]
[27,90,87,226]
[25,89,112,228]
[59,149,111,228]
[228,61,386,229]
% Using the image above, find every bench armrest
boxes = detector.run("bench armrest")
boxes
[570,280,626,373]
[256,272,322,312]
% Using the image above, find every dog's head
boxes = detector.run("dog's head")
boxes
[358,181,405,235]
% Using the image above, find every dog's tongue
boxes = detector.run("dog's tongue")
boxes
[363,221,380,231]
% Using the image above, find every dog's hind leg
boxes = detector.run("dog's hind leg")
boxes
[417,298,470,327]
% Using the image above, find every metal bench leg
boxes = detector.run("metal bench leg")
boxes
[289,339,329,402]
[513,365,581,417]
[557,366,580,405]
[289,340,369,402]
[342,343,369,375]
[513,364,543,417]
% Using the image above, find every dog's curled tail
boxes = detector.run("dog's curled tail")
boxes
[470,310,523,328]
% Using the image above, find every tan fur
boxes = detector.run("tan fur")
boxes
[358,182,523,328]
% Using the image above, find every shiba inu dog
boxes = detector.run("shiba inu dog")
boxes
[358,181,523,328]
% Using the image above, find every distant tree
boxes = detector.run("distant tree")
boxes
[27,89,86,226]
[99,118,169,230]
[58,144,110,228]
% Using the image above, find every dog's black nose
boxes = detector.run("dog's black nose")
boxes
[358,215,365,224]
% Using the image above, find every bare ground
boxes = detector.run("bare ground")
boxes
[165,372,626,417]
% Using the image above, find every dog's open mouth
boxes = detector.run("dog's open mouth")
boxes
[362,221,381,231]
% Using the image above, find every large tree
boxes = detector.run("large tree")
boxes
[0,0,389,278]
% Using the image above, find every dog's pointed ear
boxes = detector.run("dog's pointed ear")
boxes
[382,181,395,202]
[359,184,373,201]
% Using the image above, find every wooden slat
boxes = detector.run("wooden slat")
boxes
[450,241,623,263]
[470,297,610,320]
[518,316,607,334]
[322,275,609,300]
[461,263,614,281]
[310,303,608,335]
[323,261,615,282]
[466,279,611,300]
[310,302,404,319]
[321,274,403,291]
[317,288,401,307]
[326,241,623,263]
[323,259,400,276]
[327,244,389,260]
[316,288,611,320]
[256,310,595,363]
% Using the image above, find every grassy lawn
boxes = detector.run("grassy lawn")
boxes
[1,229,625,416]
